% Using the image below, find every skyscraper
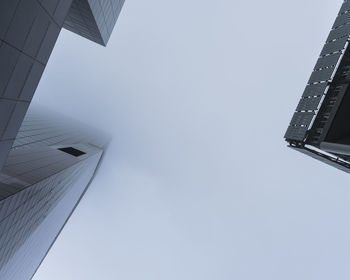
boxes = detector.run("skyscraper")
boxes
[285,0,350,173]
[0,107,108,280]
[0,0,124,169]
[0,1,124,279]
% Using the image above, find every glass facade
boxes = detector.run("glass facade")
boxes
[0,107,107,279]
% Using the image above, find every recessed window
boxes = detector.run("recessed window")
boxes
[58,147,86,157]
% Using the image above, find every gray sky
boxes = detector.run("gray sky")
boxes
[32,0,350,279]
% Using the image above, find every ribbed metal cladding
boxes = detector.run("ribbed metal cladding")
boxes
[285,0,350,142]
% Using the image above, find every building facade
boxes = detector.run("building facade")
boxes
[285,0,350,173]
[0,0,124,169]
[0,107,108,279]
[0,0,124,279]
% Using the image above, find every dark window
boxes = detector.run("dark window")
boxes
[58,147,85,157]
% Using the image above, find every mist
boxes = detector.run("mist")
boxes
[32,0,350,279]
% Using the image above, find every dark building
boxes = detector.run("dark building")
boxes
[285,0,350,173]
[0,0,124,279]
[0,0,124,169]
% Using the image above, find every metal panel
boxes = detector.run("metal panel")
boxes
[284,126,308,141]
[64,0,125,46]
[339,1,350,15]
[0,0,21,39]
[320,141,350,156]
[308,67,335,83]
[290,112,315,126]
[327,23,350,42]
[321,37,348,56]
[4,0,40,51]
[306,83,349,145]
[63,0,104,45]
[302,83,328,97]
[291,146,350,174]
[296,96,322,111]
[333,12,350,28]
[314,52,342,70]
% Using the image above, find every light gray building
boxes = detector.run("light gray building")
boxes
[0,106,108,279]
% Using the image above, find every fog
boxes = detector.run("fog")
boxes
[33,0,350,279]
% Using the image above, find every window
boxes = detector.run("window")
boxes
[58,147,86,157]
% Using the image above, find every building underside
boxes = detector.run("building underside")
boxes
[285,0,350,174]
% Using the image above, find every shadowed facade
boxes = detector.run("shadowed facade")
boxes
[285,0,350,174]
[0,0,124,169]
[0,1,123,279]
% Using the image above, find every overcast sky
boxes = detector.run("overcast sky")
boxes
[31,0,350,279]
